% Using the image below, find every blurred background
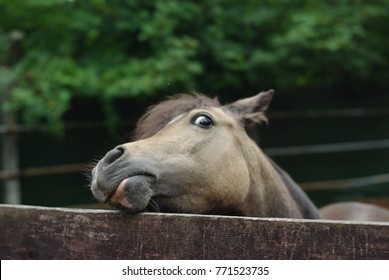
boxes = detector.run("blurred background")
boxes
[1,0,389,209]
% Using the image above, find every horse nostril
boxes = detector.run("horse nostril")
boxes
[102,146,125,167]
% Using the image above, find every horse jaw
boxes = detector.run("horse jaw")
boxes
[238,139,316,219]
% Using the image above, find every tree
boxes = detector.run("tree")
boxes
[1,0,388,133]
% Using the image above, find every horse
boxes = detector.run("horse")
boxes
[90,90,389,222]
[320,202,389,221]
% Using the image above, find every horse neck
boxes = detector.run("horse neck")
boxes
[242,141,321,219]
[269,159,322,219]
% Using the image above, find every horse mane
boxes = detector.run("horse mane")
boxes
[133,93,221,140]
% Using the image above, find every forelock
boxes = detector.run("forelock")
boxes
[132,93,221,140]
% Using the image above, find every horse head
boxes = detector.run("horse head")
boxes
[90,90,321,218]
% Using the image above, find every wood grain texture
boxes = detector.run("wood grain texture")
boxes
[0,205,388,260]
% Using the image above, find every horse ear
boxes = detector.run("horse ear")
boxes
[225,89,274,126]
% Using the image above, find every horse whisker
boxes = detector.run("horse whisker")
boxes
[148,198,160,213]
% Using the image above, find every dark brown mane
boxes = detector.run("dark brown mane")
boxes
[133,93,221,140]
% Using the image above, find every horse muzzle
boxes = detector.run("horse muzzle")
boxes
[90,146,158,213]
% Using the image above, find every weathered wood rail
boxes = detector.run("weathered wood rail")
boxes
[0,205,388,260]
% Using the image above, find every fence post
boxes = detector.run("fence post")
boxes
[1,110,21,204]
[0,30,24,204]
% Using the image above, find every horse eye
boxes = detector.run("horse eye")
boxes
[191,114,214,128]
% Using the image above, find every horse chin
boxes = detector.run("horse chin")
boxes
[108,175,154,213]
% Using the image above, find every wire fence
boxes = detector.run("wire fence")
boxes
[1,107,389,204]
[265,139,389,156]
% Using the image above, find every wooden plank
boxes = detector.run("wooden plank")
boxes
[0,205,388,260]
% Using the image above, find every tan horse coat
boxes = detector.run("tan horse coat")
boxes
[91,91,389,221]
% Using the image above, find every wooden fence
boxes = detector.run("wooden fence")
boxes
[0,205,388,260]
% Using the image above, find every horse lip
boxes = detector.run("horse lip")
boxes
[104,172,157,204]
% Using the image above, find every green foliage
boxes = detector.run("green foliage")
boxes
[1,0,388,132]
